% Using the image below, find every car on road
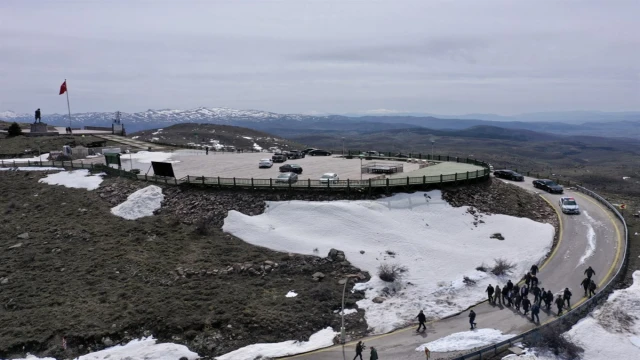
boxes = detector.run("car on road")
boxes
[493,169,524,181]
[258,159,273,168]
[272,154,287,163]
[301,148,317,155]
[533,179,564,194]
[285,150,305,159]
[279,164,303,174]
[308,149,332,156]
[360,151,380,157]
[275,172,298,184]
[394,153,409,158]
[319,172,339,184]
[559,197,580,214]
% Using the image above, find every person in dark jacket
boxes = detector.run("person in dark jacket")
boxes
[416,310,427,332]
[506,280,514,291]
[514,292,522,311]
[531,275,539,288]
[520,285,529,298]
[544,290,553,311]
[501,286,509,306]
[513,283,520,297]
[522,297,531,315]
[354,341,365,360]
[585,266,596,279]
[530,264,539,276]
[469,310,477,330]
[581,277,591,296]
[369,347,378,360]
[486,284,495,304]
[494,285,502,305]
[205,146,209,155]
[531,303,540,323]
[555,295,565,316]
[532,286,541,304]
[563,288,572,308]
[538,288,545,306]
[589,280,597,298]
[524,272,532,289]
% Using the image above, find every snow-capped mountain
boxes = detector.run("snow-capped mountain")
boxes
[0,107,331,132]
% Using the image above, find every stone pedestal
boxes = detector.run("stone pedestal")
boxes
[30,123,48,133]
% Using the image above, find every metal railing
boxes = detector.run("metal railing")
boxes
[452,185,629,360]
[0,156,491,191]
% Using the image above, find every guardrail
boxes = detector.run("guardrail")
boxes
[452,185,629,360]
[0,156,491,192]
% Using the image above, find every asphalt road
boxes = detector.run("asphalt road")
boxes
[283,176,624,360]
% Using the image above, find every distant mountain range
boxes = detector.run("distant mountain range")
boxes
[2,107,640,138]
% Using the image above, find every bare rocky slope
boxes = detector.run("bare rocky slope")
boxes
[0,172,555,359]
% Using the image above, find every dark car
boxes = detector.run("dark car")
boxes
[301,148,317,155]
[275,172,298,184]
[279,164,303,174]
[308,149,332,156]
[533,179,564,194]
[494,170,524,181]
[285,150,305,159]
[394,153,409,158]
[272,154,287,163]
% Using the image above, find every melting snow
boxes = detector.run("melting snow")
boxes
[111,185,164,220]
[0,153,50,164]
[38,170,104,190]
[285,291,298,298]
[121,151,179,163]
[416,329,514,352]
[223,191,554,334]
[215,327,336,360]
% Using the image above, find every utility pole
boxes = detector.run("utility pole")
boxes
[431,140,435,160]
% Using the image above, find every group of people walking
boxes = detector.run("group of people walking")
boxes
[481,265,598,326]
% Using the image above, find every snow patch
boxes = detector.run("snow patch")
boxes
[215,327,336,360]
[111,185,164,220]
[285,291,298,298]
[0,153,50,163]
[121,151,179,164]
[223,191,554,334]
[416,329,514,352]
[0,167,64,171]
[253,142,263,151]
[38,170,104,190]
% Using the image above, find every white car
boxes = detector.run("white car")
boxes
[259,159,273,168]
[559,197,580,214]
[319,172,339,184]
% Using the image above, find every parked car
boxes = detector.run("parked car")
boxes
[275,172,298,184]
[394,153,409,158]
[493,169,524,181]
[258,159,273,168]
[272,154,287,163]
[319,172,339,184]
[533,179,564,194]
[301,148,317,155]
[308,149,332,156]
[279,164,303,174]
[360,151,380,157]
[285,150,305,159]
[559,197,580,214]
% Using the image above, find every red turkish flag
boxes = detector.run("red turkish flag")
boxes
[59,81,67,95]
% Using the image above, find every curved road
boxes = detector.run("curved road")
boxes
[283,176,624,360]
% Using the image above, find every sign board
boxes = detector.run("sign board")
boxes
[151,161,175,178]
[104,153,121,168]
[102,148,122,154]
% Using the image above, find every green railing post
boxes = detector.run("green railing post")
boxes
[369,178,372,189]
[251,178,254,187]
[466,171,469,179]
[28,160,31,166]
[270,178,273,188]
[440,174,443,183]
[233,177,236,187]
[476,170,479,178]
[406,176,409,185]
[347,179,350,191]
[455,173,458,182]
[423,175,426,184]
[187,175,190,183]
[202,176,205,185]
[308,178,311,188]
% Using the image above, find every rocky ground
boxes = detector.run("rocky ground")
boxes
[0,172,557,359]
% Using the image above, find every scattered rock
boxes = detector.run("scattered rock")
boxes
[372,297,385,304]
[16,233,29,240]
[8,243,23,249]
[0,278,8,285]
[490,233,505,240]
[102,337,113,346]
[359,250,365,254]
[338,279,347,285]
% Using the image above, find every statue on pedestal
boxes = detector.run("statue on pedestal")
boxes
[34,108,41,123]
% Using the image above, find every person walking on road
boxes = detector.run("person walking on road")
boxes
[531,274,539,288]
[581,277,591,297]
[205,146,209,155]
[486,284,494,304]
[589,280,597,298]
[563,288,572,309]
[416,310,427,332]
[555,295,565,316]
[354,341,365,360]
[585,266,596,279]
[522,297,531,315]
[513,283,520,298]
[530,264,539,276]
[520,285,529,298]
[524,272,532,289]
[506,279,514,292]
[544,290,553,311]
[532,285,541,304]
[514,292,522,311]
[494,285,502,305]
[502,286,509,306]
[538,288,545,306]
[469,310,477,330]
[369,347,378,360]
[531,303,540,323]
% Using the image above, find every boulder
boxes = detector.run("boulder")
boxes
[17,233,29,240]
[8,243,23,249]
[372,297,385,304]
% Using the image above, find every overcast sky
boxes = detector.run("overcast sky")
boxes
[1,0,639,115]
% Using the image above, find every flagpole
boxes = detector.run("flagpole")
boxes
[65,79,71,128]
